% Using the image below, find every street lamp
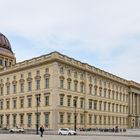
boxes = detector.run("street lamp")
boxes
[36,94,41,135]
[74,100,77,131]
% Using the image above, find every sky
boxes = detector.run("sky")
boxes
[0,0,140,83]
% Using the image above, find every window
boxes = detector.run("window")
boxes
[94,87,97,95]
[0,101,3,110]
[6,85,10,95]
[45,113,49,127]
[13,84,16,94]
[45,96,49,106]
[60,114,64,124]
[28,98,32,108]
[20,83,24,93]
[60,96,64,106]
[89,115,92,124]
[28,72,31,77]
[80,114,84,124]
[0,59,2,65]
[67,69,71,76]
[6,115,10,126]
[36,79,40,90]
[20,99,24,108]
[45,78,49,89]
[13,115,16,127]
[60,79,64,89]
[13,100,17,109]
[20,114,24,126]
[104,102,106,111]
[0,87,3,95]
[80,83,84,93]
[0,115,3,126]
[99,88,102,96]
[94,115,97,124]
[99,116,102,125]
[80,99,84,108]
[67,113,71,124]
[93,101,97,110]
[104,89,106,97]
[6,100,10,109]
[27,114,32,127]
[67,80,71,90]
[74,82,78,92]
[89,85,92,94]
[28,81,32,91]
[67,97,71,107]
[108,103,111,111]
[89,100,92,109]
[99,101,102,111]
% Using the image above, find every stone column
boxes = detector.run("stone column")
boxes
[129,92,132,114]
[136,94,139,115]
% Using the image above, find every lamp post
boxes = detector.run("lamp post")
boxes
[36,94,40,135]
[74,100,77,131]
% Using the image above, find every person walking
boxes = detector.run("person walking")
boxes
[39,125,44,137]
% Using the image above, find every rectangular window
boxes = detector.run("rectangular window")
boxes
[67,98,71,107]
[45,96,49,106]
[6,100,10,109]
[89,100,92,109]
[0,101,3,110]
[13,115,16,127]
[28,82,32,91]
[94,101,97,110]
[13,100,16,109]
[74,82,77,91]
[45,78,49,89]
[60,79,64,89]
[28,114,32,127]
[45,113,49,127]
[7,85,10,95]
[0,87,3,95]
[13,85,16,94]
[36,80,40,90]
[80,114,84,124]
[20,114,24,125]
[20,99,24,108]
[28,98,32,108]
[60,114,64,124]
[60,96,64,106]
[6,115,10,126]
[89,85,92,94]
[80,83,84,93]
[89,115,92,124]
[80,99,84,108]
[67,113,71,124]
[0,115,3,126]
[67,81,71,90]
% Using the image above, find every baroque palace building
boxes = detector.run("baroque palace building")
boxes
[0,33,140,130]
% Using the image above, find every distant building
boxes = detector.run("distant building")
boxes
[0,33,140,130]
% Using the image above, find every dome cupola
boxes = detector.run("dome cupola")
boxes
[0,33,16,68]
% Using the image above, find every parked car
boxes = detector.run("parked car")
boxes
[9,127,24,133]
[58,128,77,135]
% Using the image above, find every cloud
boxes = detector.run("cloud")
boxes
[1,0,140,82]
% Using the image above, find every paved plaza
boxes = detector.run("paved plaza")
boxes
[0,129,140,140]
[0,134,140,140]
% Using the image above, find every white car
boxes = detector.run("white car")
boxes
[58,128,77,135]
[9,127,24,133]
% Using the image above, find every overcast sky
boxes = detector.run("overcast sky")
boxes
[1,0,140,83]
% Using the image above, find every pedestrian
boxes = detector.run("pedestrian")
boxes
[39,125,44,137]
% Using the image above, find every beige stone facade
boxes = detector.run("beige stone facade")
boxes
[0,34,140,130]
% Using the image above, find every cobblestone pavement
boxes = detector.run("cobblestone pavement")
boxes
[0,134,140,140]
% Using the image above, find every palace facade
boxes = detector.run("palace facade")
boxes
[0,33,140,130]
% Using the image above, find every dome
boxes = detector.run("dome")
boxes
[0,33,14,54]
